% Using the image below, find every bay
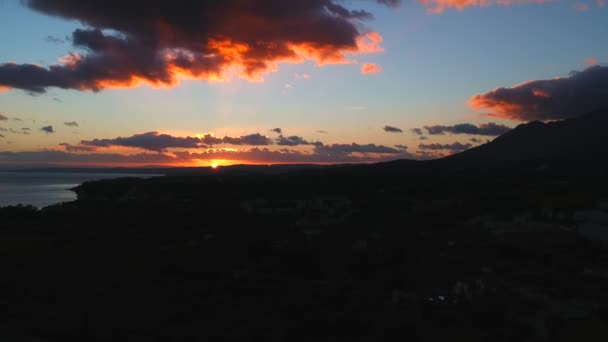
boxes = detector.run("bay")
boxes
[0,171,161,208]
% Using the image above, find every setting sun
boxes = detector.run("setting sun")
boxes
[211,162,219,169]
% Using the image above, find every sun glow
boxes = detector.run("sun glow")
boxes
[211,162,219,169]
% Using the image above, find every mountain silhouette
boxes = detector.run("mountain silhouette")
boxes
[449,109,608,161]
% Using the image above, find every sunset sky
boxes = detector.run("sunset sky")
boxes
[1,0,607,167]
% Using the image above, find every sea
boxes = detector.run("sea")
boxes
[0,171,162,208]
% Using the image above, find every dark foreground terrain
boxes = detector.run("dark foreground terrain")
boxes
[2,114,608,341]
[1,158,608,342]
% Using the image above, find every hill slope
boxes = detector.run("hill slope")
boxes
[449,109,608,161]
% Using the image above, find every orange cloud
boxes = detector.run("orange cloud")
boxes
[1,1,393,93]
[468,65,608,121]
[585,57,598,65]
[361,63,383,75]
[356,32,385,54]
[419,0,553,13]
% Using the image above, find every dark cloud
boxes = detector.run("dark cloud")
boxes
[377,0,402,7]
[415,150,444,159]
[0,114,8,120]
[1,0,398,93]
[418,142,472,154]
[81,131,203,152]
[276,135,323,146]
[317,130,329,134]
[193,134,221,146]
[383,125,403,133]
[395,144,408,150]
[0,134,4,138]
[59,143,98,152]
[424,122,511,136]
[188,142,413,163]
[46,35,65,44]
[0,144,413,167]
[0,127,29,135]
[221,133,272,146]
[64,121,79,127]
[181,148,403,164]
[410,128,423,135]
[81,131,272,152]
[270,128,282,134]
[40,126,55,133]
[314,143,407,156]
[469,66,608,121]
[470,137,482,143]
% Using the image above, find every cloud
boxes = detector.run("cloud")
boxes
[59,143,97,152]
[418,142,472,153]
[46,35,65,44]
[314,143,406,156]
[377,0,402,6]
[317,130,329,134]
[410,128,424,135]
[221,133,273,146]
[276,135,323,146]
[0,127,29,135]
[0,142,415,167]
[0,114,7,121]
[270,128,282,134]
[81,131,272,152]
[64,121,79,127]
[361,63,382,75]
[415,150,444,159]
[181,148,387,164]
[574,2,590,11]
[81,131,202,152]
[424,122,511,136]
[395,144,408,150]
[190,143,413,163]
[0,1,397,93]
[469,65,608,121]
[383,125,404,133]
[585,57,598,65]
[418,0,553,14]
[599,0,606,7]
[40,125,54,133]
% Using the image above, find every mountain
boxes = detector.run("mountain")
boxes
[449,109,608,161]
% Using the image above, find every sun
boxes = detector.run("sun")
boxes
[211,162,219,169]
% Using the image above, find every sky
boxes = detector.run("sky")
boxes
[0,0,607,167]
